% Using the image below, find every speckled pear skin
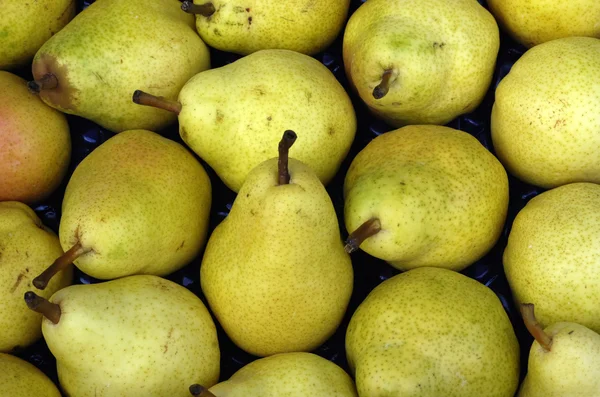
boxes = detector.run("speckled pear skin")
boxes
[42,275,220,397]
[200,158,353,357]
[491,37,600,189]
[192,0,350,55]
[209,352,358,396]
[518,322,600,396]
[346,267,520,397]
[0,71,71,204]
[59,129,211,280]
[343,0,499,127]
[504,183,600,333]
[31,0,210,133]
[487,0,600,48]
[0,202,72,353]
[343,125,508,271]
[178,49,356,192]
[0,353,62,397]
[0,0,75,70]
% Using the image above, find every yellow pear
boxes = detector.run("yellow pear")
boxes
[0,353,61,397]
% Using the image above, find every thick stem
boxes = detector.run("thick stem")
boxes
[181,1,216,17]
[27,73,59,94]
[132,90,182,115]
[372,69,394,100]
[278,130,298,185]
[521,303,553,351]
[345,218,382,253]
[24,291,61,324]
[189,384,216,397]
[33,242,90,290]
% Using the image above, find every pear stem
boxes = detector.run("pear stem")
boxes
[24,291,61,324]
[521,303,553,351]
[189,384,216,397]
[278,130,298,185]
[181,1,216,17]
[132,90,182,115]
[345,218,382,253]
[33,242,90,290]
[27,73,59,94]
[372,69,394,100]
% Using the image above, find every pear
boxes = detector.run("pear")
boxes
[180,0,349,55]
[0,202,72,352]
[517,304,600,396]
[504,182,600,333]
[189,352,357,396]
[343,125,508,272]
[28,0,210,133]
[487,0,600,48]
[31,130,211,289]
[200,131,353,357]
[0,0,75,70]
[346,267,520,397]
[0,71,71,204]
[0,353,61,397]
[133,48,356,192]
[343,0,499,127]
[24,275,220,396]
[491,37,600,188]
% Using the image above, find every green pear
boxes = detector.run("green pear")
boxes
[504,182,600,333]
[0,353,61,397]
[343,0,499,127]
[180,0,349,55]
[0,71,71,204]
[343,125,508,272]
[487,0,600,48]
[0,0,75,70]
[133,49,356,192]
[31,129,211,289]
[200,131,353,357]
[346,267,520,397]
[24,275,220,396]
[195,352,357,396]
[517,304,600,396]
[0,202,72,352]
[491,37,600,188]
[29,0,210,133]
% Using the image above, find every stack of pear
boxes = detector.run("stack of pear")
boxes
[0,353,62,397]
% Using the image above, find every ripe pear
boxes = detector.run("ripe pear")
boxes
[0,71,71,204]
[491,37,600,188]
[0,202,72,352]
[133,49,356,192]
[487,0,600,48]
[29,0,210,133]
[0,353,61,397]
[343,0,499,127]
[0,0,75,70]
[518,304,600,396]
[504,182,600,333]
[343,125,508,272]
[346,267,520,397]
[24,275,220,396]
[200,131,353,357]
[32,130,211,289]
[180,0,349,55]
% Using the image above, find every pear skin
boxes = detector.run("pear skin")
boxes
[0,353,61,397]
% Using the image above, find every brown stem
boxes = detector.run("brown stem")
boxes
[345,218,382,253]
[27,73,59,94]
[278,130,298,185]
[24,291,61,324]
[132,90,182,115]
[521,303,553,351]
[33,242,90,290]
[189,384,216,397]
[372,69,394,100]
[181,1,216,17]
